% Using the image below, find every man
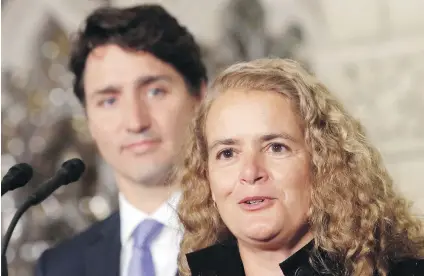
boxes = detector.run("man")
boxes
[35,4,207,276]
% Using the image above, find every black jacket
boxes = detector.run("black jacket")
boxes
[35,212,121,276]
[34,211,179,276]
[186,239,424,276]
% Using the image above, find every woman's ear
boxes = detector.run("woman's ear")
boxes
[307,189,313,217]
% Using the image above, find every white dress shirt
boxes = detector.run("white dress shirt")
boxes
[119,192,183,276]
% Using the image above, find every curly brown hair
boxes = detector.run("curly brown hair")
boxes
[176,58,424,276]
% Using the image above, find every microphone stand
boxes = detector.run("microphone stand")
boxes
[2,255,8,276]
[1,200,32,276]
[1,158,84,276]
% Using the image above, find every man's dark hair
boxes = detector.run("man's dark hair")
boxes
[69,4,207,103]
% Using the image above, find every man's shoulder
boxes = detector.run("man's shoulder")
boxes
[35,211,120,275]
[48,211,119,253]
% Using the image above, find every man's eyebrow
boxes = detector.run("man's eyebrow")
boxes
[90,86,120,99]
[135,75,172,88]
[89,75,172,99]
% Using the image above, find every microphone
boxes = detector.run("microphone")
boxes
[1,158,85,275]
[26,158,85,206]
[1,163,33,196]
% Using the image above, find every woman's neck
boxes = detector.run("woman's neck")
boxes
[238,232,314,276]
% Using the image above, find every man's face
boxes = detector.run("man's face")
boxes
[84,44,201,186]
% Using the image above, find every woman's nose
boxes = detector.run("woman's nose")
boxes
[238,154,269,185]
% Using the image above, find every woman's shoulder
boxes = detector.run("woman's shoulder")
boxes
[388,258,424,276]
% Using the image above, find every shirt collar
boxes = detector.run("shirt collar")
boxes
[119,191,182,245]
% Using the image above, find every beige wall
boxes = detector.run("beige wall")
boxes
[3,0,423,214]
[108,0,424,215]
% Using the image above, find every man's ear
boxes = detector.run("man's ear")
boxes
[84,109,95,139]
[199,80,208,100]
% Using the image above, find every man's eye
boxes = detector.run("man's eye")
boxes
[100,97,117,107]
[147,87,166,98]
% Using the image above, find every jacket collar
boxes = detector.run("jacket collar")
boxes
[84,211,121,276]
[186,238,317,276]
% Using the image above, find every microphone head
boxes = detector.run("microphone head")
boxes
[5,163,33,190]
[61,158,86,183]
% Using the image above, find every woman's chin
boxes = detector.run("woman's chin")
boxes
[237,224,281,244]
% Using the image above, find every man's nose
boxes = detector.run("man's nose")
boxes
[123,97,151,133]
[238,154,269,185]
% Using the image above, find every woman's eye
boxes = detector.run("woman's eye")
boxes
[217,149,234,160]
[268,143,288,153]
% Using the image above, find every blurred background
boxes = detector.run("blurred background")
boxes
[1,0,424,275]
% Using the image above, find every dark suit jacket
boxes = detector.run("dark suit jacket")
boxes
[186,239,424,276]
[35,211,121,276]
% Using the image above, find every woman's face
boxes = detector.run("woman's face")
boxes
[206,89,312,249]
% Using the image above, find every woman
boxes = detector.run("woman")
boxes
[176,58,424,276]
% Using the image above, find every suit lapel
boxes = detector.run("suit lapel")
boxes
[84,212,121,276]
